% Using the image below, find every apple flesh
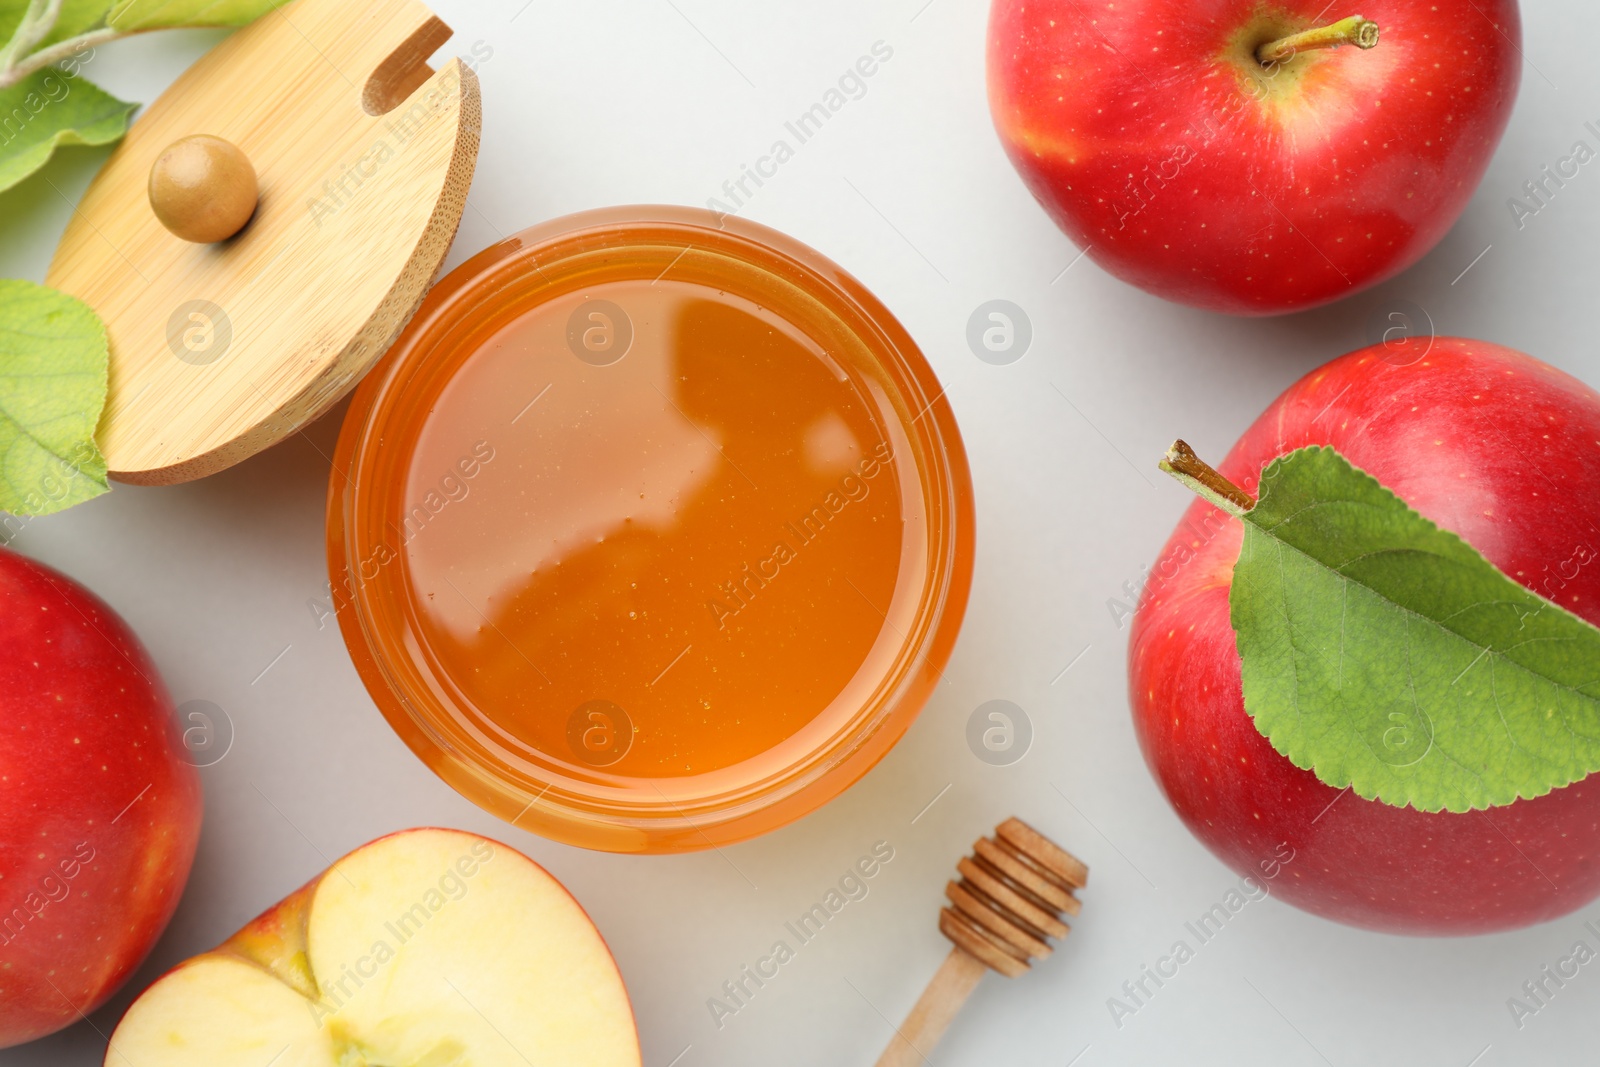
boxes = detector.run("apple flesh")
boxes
[0,547,202,1048]
[987,0,1521,314]
[106,828,641,1066]
[1131,338,1600,933]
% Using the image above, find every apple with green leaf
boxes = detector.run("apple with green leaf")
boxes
[0,545,202,1047]
[987,0,1521,314]
[106,828,641,1066]
[1131,338,1600,934]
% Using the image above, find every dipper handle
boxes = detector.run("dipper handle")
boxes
[873,818,1087,1066]
[873,948,987,1067]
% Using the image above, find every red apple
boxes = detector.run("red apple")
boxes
[987,0,1521,314]
[0,547,202,1047]
[1130,338,1600,934]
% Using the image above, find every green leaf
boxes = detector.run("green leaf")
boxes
[1231,446,1600,813]
[0,0,116,51]
[106,0,291,31]
[0,68,134,193]
[46,0,116,45]
[0,3,17,45]
[0,279,109,516]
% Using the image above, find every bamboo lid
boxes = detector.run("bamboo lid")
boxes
[46,0,481,484]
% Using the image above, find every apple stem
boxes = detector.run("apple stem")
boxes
[1159,441,1256,517]
[1256,15,1380,67]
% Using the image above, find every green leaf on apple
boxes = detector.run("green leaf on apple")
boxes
[1227,445,1600,814]
[0,278,110,515]
[0,67,135,194]
[106,0,292,32]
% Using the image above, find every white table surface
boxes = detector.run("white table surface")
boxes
[4,2,1599,1064]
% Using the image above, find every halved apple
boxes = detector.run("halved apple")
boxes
[106,828,640,1066]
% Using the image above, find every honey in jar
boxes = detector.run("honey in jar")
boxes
[329,207,973,852]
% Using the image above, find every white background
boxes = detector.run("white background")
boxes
[4,2,1599,1064]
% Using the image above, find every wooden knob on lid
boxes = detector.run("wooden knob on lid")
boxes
[148,134,259,243]
[875,818,1087,1067]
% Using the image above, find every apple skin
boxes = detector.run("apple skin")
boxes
[0,547,202,1047]
[1130,338,1600,934]
[987,0,1521,315]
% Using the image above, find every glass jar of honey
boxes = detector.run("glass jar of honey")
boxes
[327,206,974,852]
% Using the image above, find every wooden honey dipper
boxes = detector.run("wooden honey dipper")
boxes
[875,818,1088,1067]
